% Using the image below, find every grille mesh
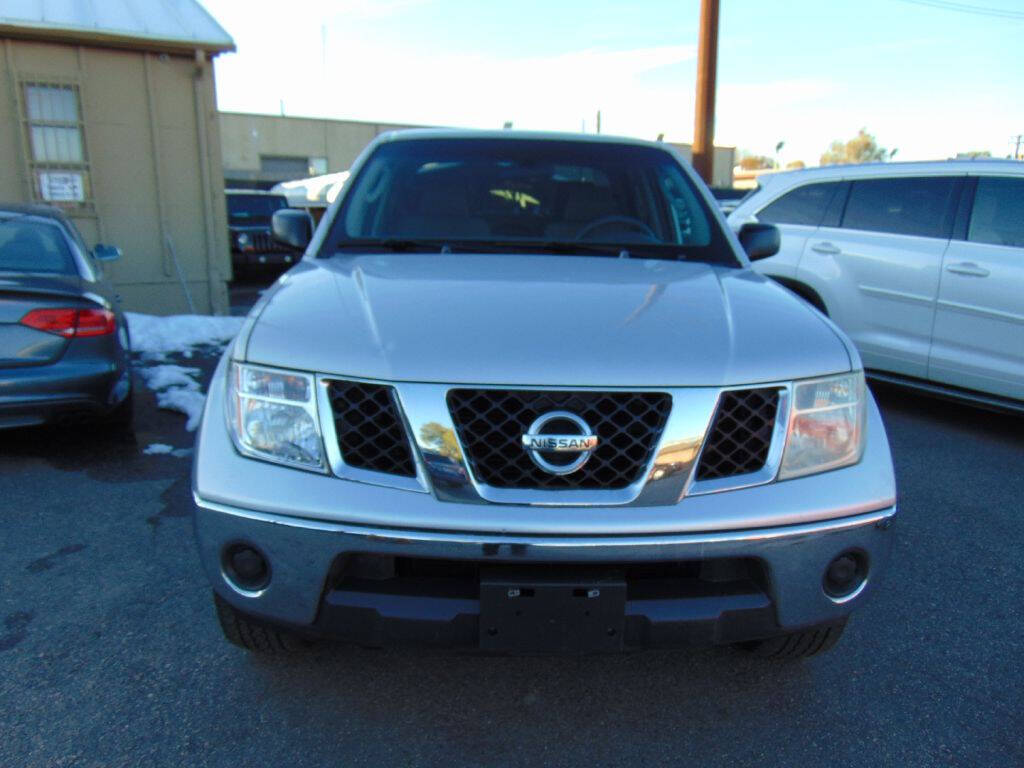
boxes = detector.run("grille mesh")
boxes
[447,390,671,490]
[696,388,780,480]
[327,380,416,477]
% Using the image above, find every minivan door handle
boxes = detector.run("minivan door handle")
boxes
[810,242,841,255]
[945,262,990,277]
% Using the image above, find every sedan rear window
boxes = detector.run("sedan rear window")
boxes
[0,219,76,274]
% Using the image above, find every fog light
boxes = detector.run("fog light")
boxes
[223,544,270,591]
[824,551,867,599]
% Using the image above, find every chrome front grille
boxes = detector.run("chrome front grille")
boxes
[326,380,417,477]
[318,378,785,501]
[447,389,672,490]
[695,388,781,481]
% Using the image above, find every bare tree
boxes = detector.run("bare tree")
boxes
[821,129,889,165]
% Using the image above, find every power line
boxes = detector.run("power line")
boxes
[894,0,1024,20]
[897,0,1024,18]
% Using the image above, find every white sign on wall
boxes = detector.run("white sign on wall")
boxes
[38,171,85,202]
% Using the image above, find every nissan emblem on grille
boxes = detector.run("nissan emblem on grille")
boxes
[521,411,599,475]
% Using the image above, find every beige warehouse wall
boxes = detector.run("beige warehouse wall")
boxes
[220,112,418,178]
[0,39,229,315]
[220,112,736,188]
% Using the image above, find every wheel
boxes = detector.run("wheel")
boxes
[739,619,847,659]
[213,592,306,653]
[99,386,134,433]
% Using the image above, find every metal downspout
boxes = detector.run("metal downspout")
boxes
[192,49,222,314]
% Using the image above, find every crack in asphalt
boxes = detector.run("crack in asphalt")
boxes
[26,544,87,574]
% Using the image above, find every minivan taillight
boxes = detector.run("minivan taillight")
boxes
[20,308,116,338]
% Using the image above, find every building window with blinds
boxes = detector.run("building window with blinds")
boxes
[20,82,92,206]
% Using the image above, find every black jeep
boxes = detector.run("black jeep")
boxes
[226,190,296,281]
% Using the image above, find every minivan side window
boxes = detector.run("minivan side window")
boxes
[841,177,958,239]
[968,177,1024,248]
[757,182,841,226]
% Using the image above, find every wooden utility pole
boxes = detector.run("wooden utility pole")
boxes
[692,0,720,184]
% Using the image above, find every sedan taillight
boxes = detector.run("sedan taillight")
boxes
[74,308,117,337]
[20,308,116,338]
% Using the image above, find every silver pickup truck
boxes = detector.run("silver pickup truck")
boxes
[192,130,896,658]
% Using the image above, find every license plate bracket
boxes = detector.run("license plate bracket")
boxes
[479,568,626,653]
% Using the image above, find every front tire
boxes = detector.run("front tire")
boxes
[740,619,847,659]
[213,592,306,653]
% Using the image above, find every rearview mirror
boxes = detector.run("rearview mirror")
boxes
[272,209,314,251]
[93,244,122,262]
[738,223,781,261]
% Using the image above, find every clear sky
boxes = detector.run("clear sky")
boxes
[201,0,1024,166]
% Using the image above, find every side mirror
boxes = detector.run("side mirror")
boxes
[738,222,780,261]
[93,244,122,262]
[272,209,313,251]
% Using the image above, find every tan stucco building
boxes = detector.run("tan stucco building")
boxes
[1,1,235,314]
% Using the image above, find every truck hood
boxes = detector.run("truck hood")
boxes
[243,253,851,387]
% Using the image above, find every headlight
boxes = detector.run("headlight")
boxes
[226,362,325,471]
[778,372,866,480]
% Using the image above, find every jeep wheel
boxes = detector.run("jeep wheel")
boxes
[213,592,306,653]
[740,619,847,659]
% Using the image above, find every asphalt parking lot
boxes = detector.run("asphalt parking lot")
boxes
[1,342,1022,767]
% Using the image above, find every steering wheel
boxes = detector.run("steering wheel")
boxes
[575,216,658,242]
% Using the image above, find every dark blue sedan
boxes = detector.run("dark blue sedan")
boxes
[0,204,132,430]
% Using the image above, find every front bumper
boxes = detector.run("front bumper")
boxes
[231,249,297,268]
[195,500,894,648]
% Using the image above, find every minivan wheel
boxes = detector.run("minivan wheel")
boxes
[739,619,847,659]
[213,592,306,653]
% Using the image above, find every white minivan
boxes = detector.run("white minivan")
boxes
[728,160,1024,409]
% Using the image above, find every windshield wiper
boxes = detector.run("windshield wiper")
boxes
[449,240,691,261]
[333,238,695,261]
[335,238,451,253]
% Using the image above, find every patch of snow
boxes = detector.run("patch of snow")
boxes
[127,312,244,360]
[143,443,193,458]
[137,364,201,391]
[127,313,241,431]
[155,387,207,432]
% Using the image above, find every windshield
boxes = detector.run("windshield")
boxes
[0,217,77,275]
[329,138,736,265]
[227,194,289,227]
